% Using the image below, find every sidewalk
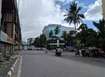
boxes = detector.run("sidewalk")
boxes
[0,55,21,77]
[11,55,22,77]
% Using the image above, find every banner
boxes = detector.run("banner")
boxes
[0,31,14,44]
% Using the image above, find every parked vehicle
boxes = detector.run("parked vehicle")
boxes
[65,46,77,52]
[97,49,105,57]
[88,47,105,57]
[77,47,105,57]
[27,48,32,50]
[75,50,80,56]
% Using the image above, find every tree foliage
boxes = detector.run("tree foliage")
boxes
[34,34,47,47]
[93,19,105,50]
[62,31,75,46]
[76,24,98,48]
[54,26,60,35]
[64,1,85,30]
[93,19,105,38]
[49,30,53,38]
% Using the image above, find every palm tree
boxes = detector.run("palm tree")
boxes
[78,23,88,31]
[64,1,85,30]
[93,19,105,50]
[93,19,105,38]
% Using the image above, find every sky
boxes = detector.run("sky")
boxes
[18,0,102,41]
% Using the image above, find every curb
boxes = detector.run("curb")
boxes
[7,56,20,77]
[17,56,22,77]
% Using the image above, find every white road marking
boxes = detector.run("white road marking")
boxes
[17,56,22,77]
[8,71,12,77]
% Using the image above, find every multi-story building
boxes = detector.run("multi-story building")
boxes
[43,24,75,49]
[43,24,74,40]
[0,0,21,57]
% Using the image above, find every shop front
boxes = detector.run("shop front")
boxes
[0,31,14,59]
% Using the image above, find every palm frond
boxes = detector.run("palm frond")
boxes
[78,14,85,18]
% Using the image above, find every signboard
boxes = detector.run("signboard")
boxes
[49,40,65,46]
[0,31,14,44]
[0,31,8,42]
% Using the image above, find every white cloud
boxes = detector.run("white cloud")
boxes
[84,0,102,21]
[19,0,74,41]
[19,0,103,41]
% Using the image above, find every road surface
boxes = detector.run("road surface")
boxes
[20,50,105,77]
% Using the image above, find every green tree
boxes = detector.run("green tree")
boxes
[62,31,68,40]
[64,1,85,30]
[62,31,68,43]
[93,19,105,38]
[78,23,88,31]
[54,26,60,35]
[34,34,47,48]
[34,37,40,47]
[49,30,53,38]
[39,34,47,47]
[76,24,88,47]
[62,31,75,46]
[93,19,105,50]
[76,24,98,48]
[85,29,98,47]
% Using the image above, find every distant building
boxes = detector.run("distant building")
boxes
[22,41,28,50]
[27,38,35,45]
[43,24,75,49]
[43,24,75,40]
[27,38,35,50]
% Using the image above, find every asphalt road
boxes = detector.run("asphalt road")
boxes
[20,50,105,77]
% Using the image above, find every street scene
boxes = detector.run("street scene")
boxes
[0,0,105,77]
